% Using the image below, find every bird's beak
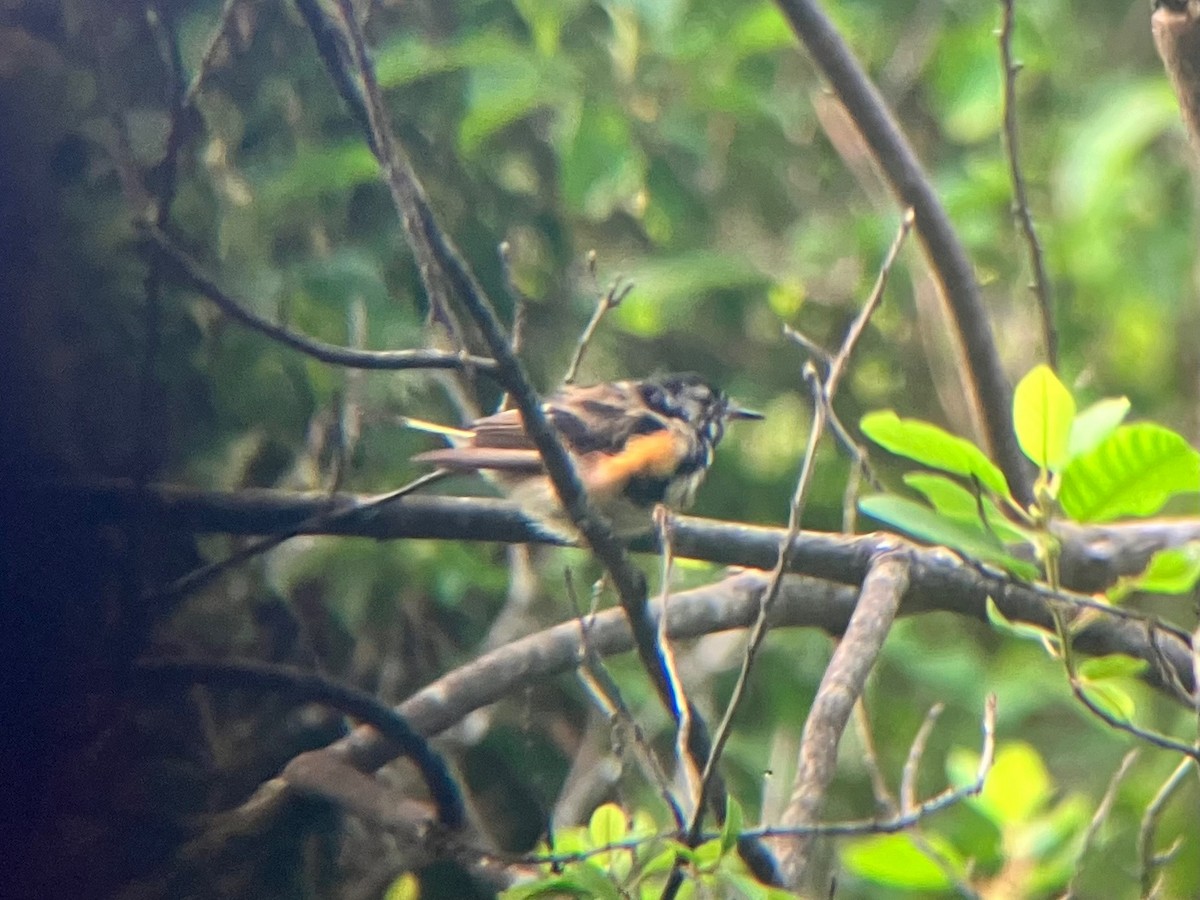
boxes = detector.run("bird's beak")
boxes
[728,404,764,421]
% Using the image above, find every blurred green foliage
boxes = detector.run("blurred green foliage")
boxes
[4,0,1198,896]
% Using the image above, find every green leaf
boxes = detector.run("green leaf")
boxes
[719,796,743,856]
[1013,365,1076,470]
[1125,543,1200,595]
[841,834,959,890]
[1080,681,1135,722]
[1078,654,1149,680]
[903,472,1033,544]
[859,495,1039,578]
[460,52,572,157]
[501,863,621,899]
[986,597,1057,648]
[974,742,1051,825]
[1067,396,1130,460]
[589,803,628,850]
[1058,424,1200,522]
[860,411,1011,498]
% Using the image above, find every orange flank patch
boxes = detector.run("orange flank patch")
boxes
[587,430,686,493]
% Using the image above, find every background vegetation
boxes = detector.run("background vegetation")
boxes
[1,0,1197,897]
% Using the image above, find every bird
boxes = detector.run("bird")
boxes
[404,373,763,539]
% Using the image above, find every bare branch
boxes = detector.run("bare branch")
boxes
[900,703,944,815]
[180,0,247,110]
[689,210,909,850]
[998,0,1057,369]
[145,470,450,611]
[774,551,910,884]
[143,227,497,373]
[42,481,1200,704]
[510,695,996,868]
[1138,755,1197,897]
[327,0,774,879]
[563,272,633,385]
[774,0,1033,506]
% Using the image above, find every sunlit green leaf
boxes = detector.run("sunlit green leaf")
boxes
[860,411,1010,498]
[719,796,743,857]
[383,872,419,900]
[859,495,1039,578]
[1080,681,1135,722]
[1112,542,1200,599]
[986,597,1057,648]
[1078,654,1148,681]
[903,472,1033,544]
[973,742,1052,825]
[502,862,622,899]
[1067,396,1130,460]
[1013,365,1076,470]
[589,803,628,850]
[841,834,960,889]
[1058,424,1200,522]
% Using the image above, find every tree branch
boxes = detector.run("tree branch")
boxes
[773,551,910,884]
[774,0,1033,505]
[143,227,497,373]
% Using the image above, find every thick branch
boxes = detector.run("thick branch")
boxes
[40,481,1199,701]
[773,551,909,884]
[774,0,1032,505]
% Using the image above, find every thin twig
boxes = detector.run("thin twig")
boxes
[570,574,687,831]
[774,0,1033,506]
[688,210,910,848]
[1061,748,1139,900]
[181,0,246,108]
[999,0,1057,368]
[143,226,497,373]
[564,268,633,385]
[1071,679,1199,760]
[826,208,914,395]
[1138,755,1197,898]
[654,508,699,820]
[47,481,1200,701]
[852,700,895,813]
[900,703,944,814]
[897,703,979,900]
[689,365,827,842]
[507,695,997,866]
[329,0,775,881]
[145,470,450,610]
[1055,599,1200,760]
[499,242,529,358]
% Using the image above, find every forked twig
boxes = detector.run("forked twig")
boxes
[564,260,634,385]
[688,209,912,849]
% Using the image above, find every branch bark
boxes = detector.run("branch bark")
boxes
[774,0,1033,505]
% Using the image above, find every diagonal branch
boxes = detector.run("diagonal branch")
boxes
[774,0,1033,506]
[143,227,497,373]
[771,550,910,885]
[327,0,776,880]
